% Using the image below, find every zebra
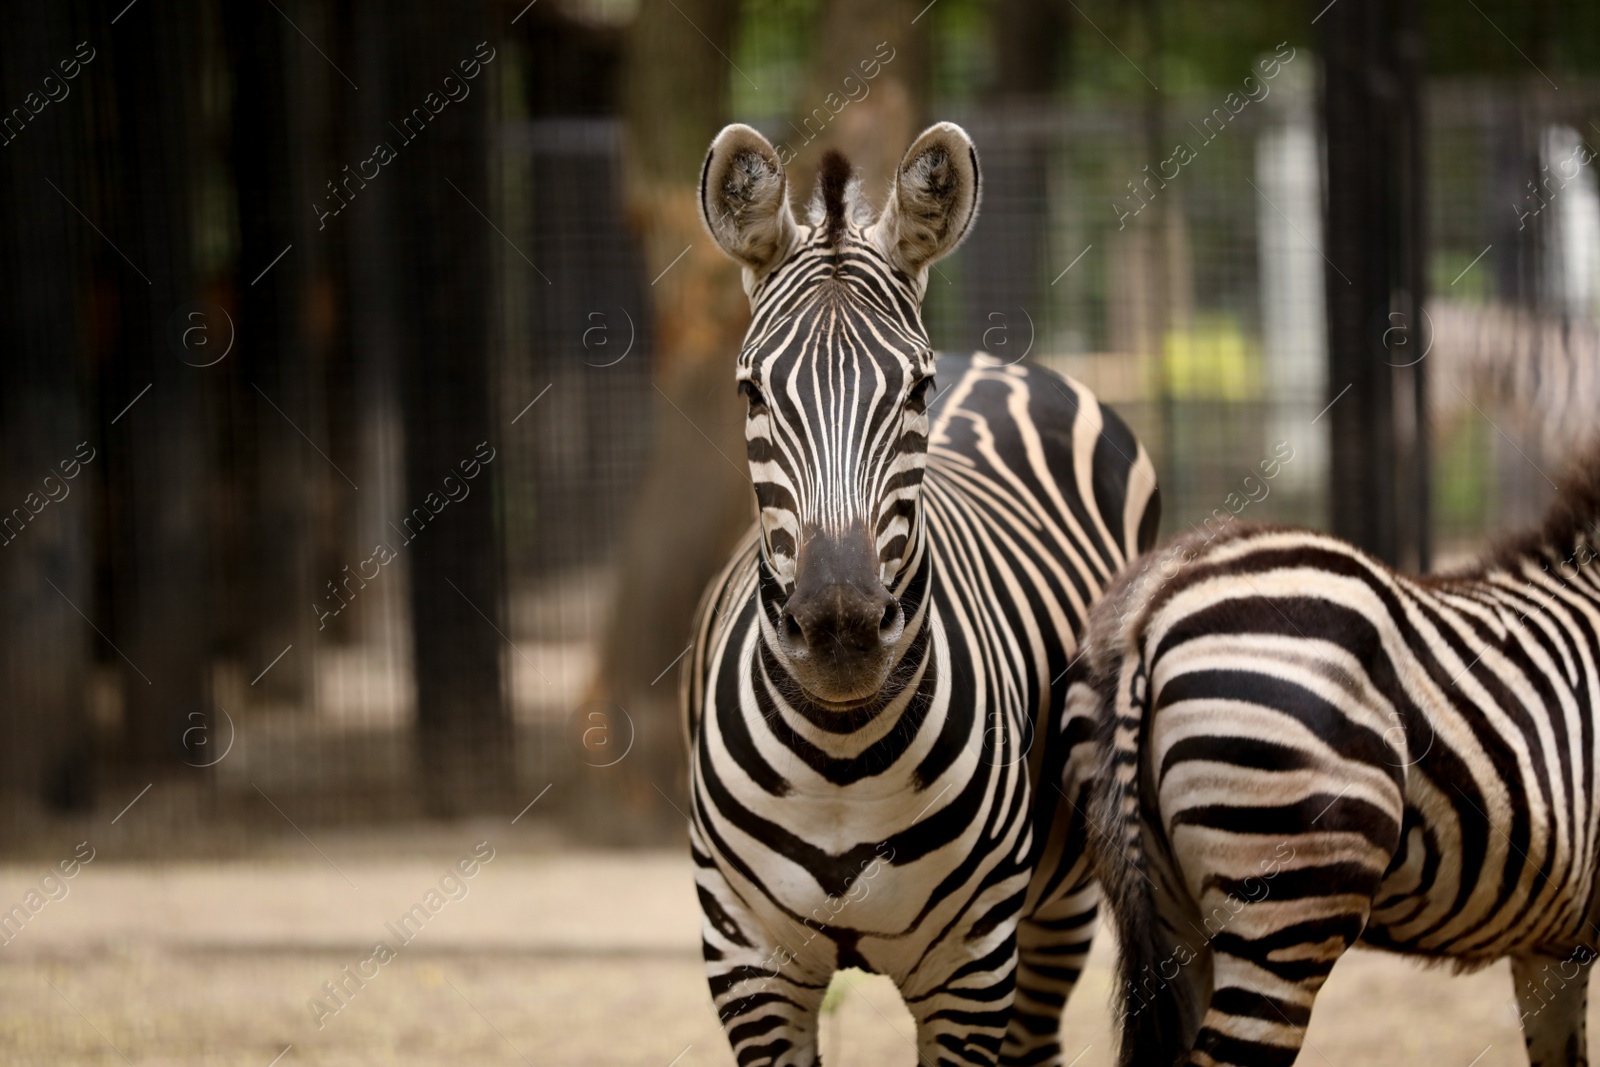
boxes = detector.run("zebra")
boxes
[681,121,1160,1066]
[1078,439,1600,1066]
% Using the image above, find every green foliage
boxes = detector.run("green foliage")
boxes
[732,0,821,118]
[927,0,992,102]
[731,0,1600,125]
[820,967,867,1013]
[1426,0,1600,78]
[1434,418,1496,543]
[1075,0,1307,98]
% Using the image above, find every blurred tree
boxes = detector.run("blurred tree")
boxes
[784,0,930,197]
[1425,0,1597,78]
[102,0,218,772]
[994,0,1071,96]
[0,3,97,816]
[593,0,750,821]
[1063,0,1305,95]
[221,0,316,716]
[385,0,513,812]
[963,0,1068,355]
[598,0,934,826]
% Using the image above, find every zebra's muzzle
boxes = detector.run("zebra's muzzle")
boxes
[777,526,905,705]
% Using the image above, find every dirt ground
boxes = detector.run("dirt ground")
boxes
[0,821,1575,1066]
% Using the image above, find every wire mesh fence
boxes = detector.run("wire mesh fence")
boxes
[0,0,1596,854]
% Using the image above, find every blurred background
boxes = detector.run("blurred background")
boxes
[1,0,1598,1063]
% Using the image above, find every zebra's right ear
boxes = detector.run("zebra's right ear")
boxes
[699,124,797,275]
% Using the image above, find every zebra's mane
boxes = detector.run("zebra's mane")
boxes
[1476,440,1600,576]
[806,150,872,250]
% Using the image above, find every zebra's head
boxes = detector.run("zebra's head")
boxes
[699,122,980,706]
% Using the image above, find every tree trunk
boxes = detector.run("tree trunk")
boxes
[104,0,215,772]
[0,3,97,818]
[1319,0,1427,568]
[221,0,316,715]
[384,1,512,813]
[588,0,749,827]
[963,0,1065,353]
[783,0,930,198]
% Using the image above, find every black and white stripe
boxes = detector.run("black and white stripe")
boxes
[1081,447,1600,1067]
[684,123,1159,1067]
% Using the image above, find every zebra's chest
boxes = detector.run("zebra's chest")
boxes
[692,599,1038,930]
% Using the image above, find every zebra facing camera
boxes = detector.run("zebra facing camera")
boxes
[167,301,235,368]
[568,699,634,768]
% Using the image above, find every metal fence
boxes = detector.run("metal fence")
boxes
[2,1,1596,851]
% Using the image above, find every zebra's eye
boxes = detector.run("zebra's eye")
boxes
[907,376,936,411]
[739,380,768,412]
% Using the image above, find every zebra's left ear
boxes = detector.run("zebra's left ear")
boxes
[871,122,981,278]
[699,124,798,275]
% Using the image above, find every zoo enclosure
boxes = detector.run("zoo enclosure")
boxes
[0,0,1595,846]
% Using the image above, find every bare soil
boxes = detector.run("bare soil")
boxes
[0,825,1570,1066]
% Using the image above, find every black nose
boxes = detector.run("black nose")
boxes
[780,527,902,657]
[782,585,899,655]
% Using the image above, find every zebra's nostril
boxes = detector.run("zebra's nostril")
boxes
[782,612,805,644]
[879,600,900,635]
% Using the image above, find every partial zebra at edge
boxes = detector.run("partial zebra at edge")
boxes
[1082,438,1600,1067]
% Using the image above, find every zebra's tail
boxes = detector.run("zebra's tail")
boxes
[1082,581,1190,1067]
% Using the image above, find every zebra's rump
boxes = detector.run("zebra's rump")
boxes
[684,354,1158,981]
[1089,519,1600,967]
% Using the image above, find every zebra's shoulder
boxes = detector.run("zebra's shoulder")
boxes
[695,523,762,642]
[682,524,762,738]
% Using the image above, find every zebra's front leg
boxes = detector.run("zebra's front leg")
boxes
[695,839,831,1066]
[705,952,829,1067]
[904,932,1021,1067]
[1512,950,1592,1067]
[1001,878,1098,1066]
